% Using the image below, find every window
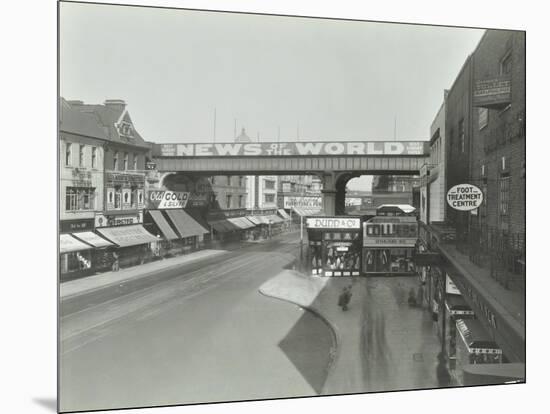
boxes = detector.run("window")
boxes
[458,119,465,153]
[500,51,512,75]
[65,143,72,166]
[265,180,275,190]
[131,187,137,207]
[239,195,244,207]
[478,108,489,130]
[227,176,232,186]
[123,153,128,170]
[79,145,85,167]
[113,151,119,170]
[239,176,244,187]
[65,187,95,211]
[480,183,488,217]
[211,177,216,185]
[226,195,232,208]
[265,194,275,203]
[91,147,97,169]
[114,186,122,209]
[499,176,510,216]
[133,154,138,170]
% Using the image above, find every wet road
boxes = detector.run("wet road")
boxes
[60,232,335,412]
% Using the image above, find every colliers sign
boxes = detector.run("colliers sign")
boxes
[306,217,361,229]
[446,184,484,211]
[158,141,427,157]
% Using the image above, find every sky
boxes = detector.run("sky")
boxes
[59,2,484,190]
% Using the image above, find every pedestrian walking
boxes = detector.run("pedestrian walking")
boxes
[112,251,119,272]
[338,286,352,311]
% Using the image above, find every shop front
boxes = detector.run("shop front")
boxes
[362,216,418,276]
[60,234,94,280]
[455,318,503,385]
[165,209,209,253]
[71,230,115,274]
[306,216,362,277]
[445,290,475,370]
[96,224,160,269]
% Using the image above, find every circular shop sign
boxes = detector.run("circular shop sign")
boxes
[446,183,484,211]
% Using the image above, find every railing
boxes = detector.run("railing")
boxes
[455,225,525,290]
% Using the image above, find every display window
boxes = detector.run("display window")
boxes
[363,248,415,274]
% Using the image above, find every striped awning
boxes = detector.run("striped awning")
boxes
[148,210,179,240]
[96,225,159,247]
[60,234,93,253]
[456,319,502,353]
[246,216,263,225]
[72,231,114,248]
[166,209,209,238]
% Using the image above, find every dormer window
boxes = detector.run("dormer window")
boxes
[119,122,134,138]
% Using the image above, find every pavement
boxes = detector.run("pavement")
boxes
[60,249,229,299]
[260,271,450,395]
[260,271,361,393]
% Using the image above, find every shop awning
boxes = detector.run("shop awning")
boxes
[148,210,179,240]
[445,295,475,316]
[292,207,322,217]
[166,209,209,238]
[227,217,255,229]
[72,231,114,248]
[208,219,237,233]
[267,214,284,224]
[278,209,291,220]
[60,234,93,253]
[456,319,502,354]
[96,225,159,247]
[245,216,262,225]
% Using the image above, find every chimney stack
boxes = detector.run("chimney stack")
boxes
[104,99,127,112]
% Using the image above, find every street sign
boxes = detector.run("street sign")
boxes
[446,184,483,211]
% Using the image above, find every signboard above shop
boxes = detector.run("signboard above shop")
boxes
[306,217,361,230]
[446,184,484,211]
[284,196,322,209]
[473,76,511,108]
[155,141,428,157]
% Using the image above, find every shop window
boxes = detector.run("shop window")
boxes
[499,175,510,216]
[79,145,85,167]
[65,143,72,166]
[113,151,119,170]
[91,147,97,169]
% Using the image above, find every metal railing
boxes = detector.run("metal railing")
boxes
[456,225,525,290]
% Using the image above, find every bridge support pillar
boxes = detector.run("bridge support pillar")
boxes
[320,172,337,215]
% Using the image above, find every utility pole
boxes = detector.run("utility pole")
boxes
[278,125,280,143]
[234,118,236,139]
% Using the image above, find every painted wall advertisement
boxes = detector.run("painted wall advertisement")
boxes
[158,141,428,157]
[473,76,511,108]
[284,196,322,209]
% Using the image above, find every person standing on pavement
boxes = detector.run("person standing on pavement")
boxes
[112,251,119,272]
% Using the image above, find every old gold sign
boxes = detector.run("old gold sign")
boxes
[446,184,484,211]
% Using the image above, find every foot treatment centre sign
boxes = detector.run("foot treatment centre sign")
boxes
[157,141,428,157]
[446,184,484,211]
